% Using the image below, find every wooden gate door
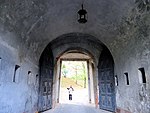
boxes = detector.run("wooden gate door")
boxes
[98,49,116,112]
[39,48,54,112]
[41,78,52,111]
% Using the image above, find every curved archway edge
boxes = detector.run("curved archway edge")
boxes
[39,32,116,112]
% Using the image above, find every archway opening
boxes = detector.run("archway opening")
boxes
[56,51,95,106]
[39,33,116,112]
[59,60,89,105]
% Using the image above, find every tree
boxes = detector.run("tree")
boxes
[70,61,87,87]
[62,64,68,78]
[72,64,80,84]
[82,62,86,88]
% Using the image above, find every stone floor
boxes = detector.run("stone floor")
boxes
[43,104,112,113]
[43,88,112,113]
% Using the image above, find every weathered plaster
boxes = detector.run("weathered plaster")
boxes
[0,0,150,113]
[110,6,150,113]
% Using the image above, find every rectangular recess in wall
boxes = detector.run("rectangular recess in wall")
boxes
[115,75,118,86]
[13,65,20,83]
[28,71,32,85]
[124,72,129,85]
[0,57,2,70]
[138,68,146,84]
[35,74,38,85]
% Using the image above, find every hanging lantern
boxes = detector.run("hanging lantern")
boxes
[78,4,87,23]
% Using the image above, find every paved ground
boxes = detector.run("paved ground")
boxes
[43,104,112,113]
[59,88,89,105]
[43,88,112,113]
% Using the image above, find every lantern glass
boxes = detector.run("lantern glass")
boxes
[78,4,87,23]
[81,15,84,19]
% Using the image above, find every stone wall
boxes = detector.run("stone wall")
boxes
[0,0,150,113]
[110,5,150,113]
[0,32,39,113]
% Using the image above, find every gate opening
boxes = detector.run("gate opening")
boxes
[59,61,89,105]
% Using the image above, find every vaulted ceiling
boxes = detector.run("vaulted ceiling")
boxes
[0,0,135,59]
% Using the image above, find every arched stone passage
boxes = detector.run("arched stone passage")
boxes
[47,33,105,107]
[49,33,104,65]
[0,1,149,113]
[39,33,116,112]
